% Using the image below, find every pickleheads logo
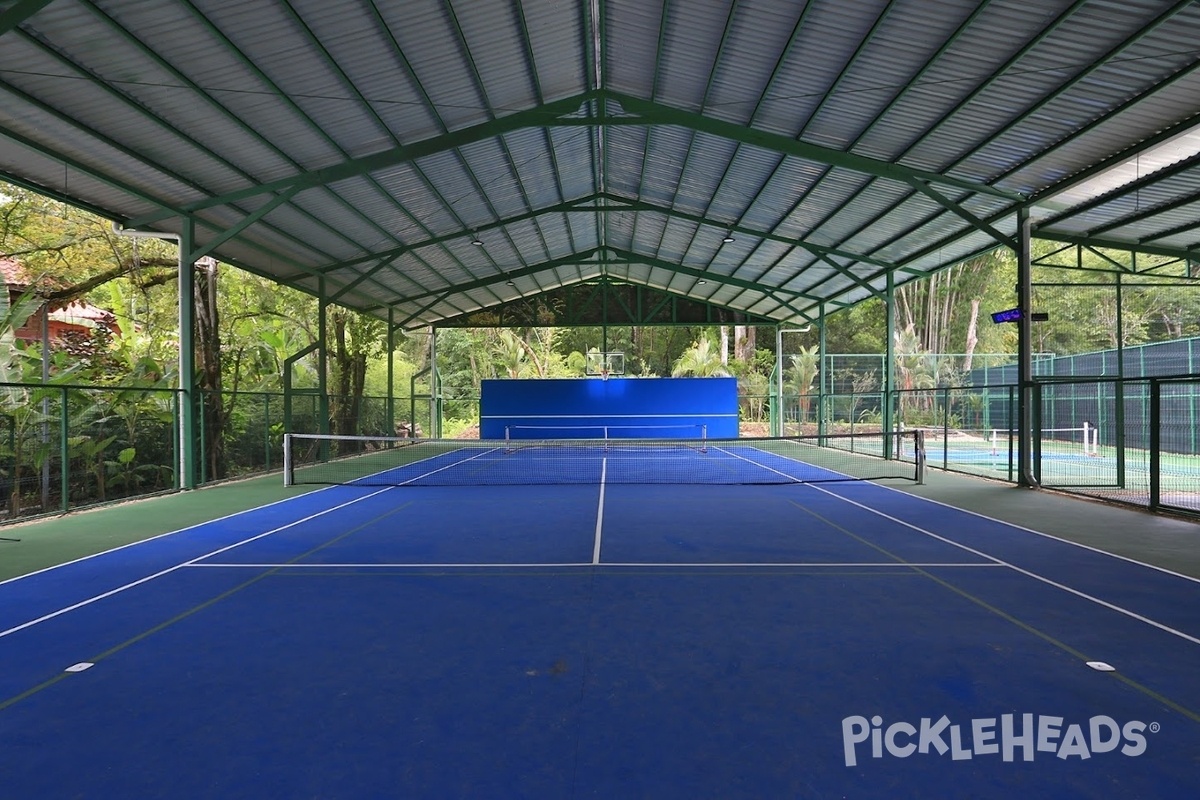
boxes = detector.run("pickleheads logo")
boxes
[841,714,1158,767]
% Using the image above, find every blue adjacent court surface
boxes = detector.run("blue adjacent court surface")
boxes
[2,450,1199,798]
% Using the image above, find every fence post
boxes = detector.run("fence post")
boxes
[1149,380,1160,510]
[198,391,207,485]
[940,387,949,470]
[59,386,70,512]
[264,392,272,471]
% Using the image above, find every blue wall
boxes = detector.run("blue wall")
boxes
[479,377,739,439]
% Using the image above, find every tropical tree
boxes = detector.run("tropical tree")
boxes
[493,329,532,378]
[671,337,729,377]
[786,346,820,423]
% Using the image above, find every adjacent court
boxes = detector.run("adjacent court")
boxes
[1,436,1198,798]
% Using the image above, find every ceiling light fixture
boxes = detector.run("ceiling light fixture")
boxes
[506,280,515,286]
[472,237,483,246]
[722,233,735,243]
[698,279,707,285]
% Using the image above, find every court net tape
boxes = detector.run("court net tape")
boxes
[283,430,926,487]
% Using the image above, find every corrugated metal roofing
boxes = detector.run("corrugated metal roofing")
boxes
[1,0,1198,328]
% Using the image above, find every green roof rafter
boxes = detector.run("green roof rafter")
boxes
[129,85,1021,232]
[0,0,52,37]
[431,280,782,330]
[603,247,815,321]
[125,91,605,226]
[594,92,1025,203]
[307,190,898,285]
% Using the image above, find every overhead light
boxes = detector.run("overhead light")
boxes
[722,233,735,243]
[506,280,515,286]
[698,279,707,285]
[471,237,483,246]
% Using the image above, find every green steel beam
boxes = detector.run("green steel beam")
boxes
[1140,215,1200,245]
[393,248,603,306]
[0,0,52,36]
[11,23,428,311]
[0,124,182,219]
[0,170,122,221]
[143,91,601,220]
[138,81,1018,229]
[596,192,897,270]
[1023,1,1200,204]
[604,247,815,319]
[390,250,813,329]
[132,0,478,319]
[308,190,897,292]
[908,181,1018,251]
[1036,151,1200,229]
[1030,231,1198,264]
[1093,184,1200,239]
[310,195,603,277]
[431,279,781,329]
[598,92,1023,202]
[789,0,1180,296]
[395,288,462,330]
[328,252,404,303]
[806,254,885,301]
[186,186,301,263]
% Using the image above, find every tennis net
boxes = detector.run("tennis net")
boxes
[283,430,925,487]
[917,424,1100,464]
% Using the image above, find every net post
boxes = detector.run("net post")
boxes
[914,429,926,484]
[701,424,708,453]
[282,433,293,487]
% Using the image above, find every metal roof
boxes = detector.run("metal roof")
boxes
[1,0,1198,328]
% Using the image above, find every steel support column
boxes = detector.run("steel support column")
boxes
[387,308,396,435]
[178,217,198,489]
[1115,271,1126,488]
[883,272,896,458]
[819,304,828,438]
[318,280,329,437]
[1017,207,1038,487]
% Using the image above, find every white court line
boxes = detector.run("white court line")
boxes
[804,483,1200,648]
[593,457,607,564]
[874,480,1200,587]
[0,486,397,640]
[184,561,1004,569]
[710,443,895,483]
[396,446,502,485]
[0,480,357,589]
[713,444,1200,647]
[325,442,490,486]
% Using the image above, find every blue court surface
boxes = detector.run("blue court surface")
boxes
[2,463,1199,797]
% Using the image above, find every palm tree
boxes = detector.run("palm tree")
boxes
[786,346,820,423]
[492,329,528,378]
[893,325,937,420]
[671,338,729,377]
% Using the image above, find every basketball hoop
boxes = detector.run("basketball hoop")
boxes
[586,351,624,378]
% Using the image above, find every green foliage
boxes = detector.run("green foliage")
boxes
[671,337,729,377]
